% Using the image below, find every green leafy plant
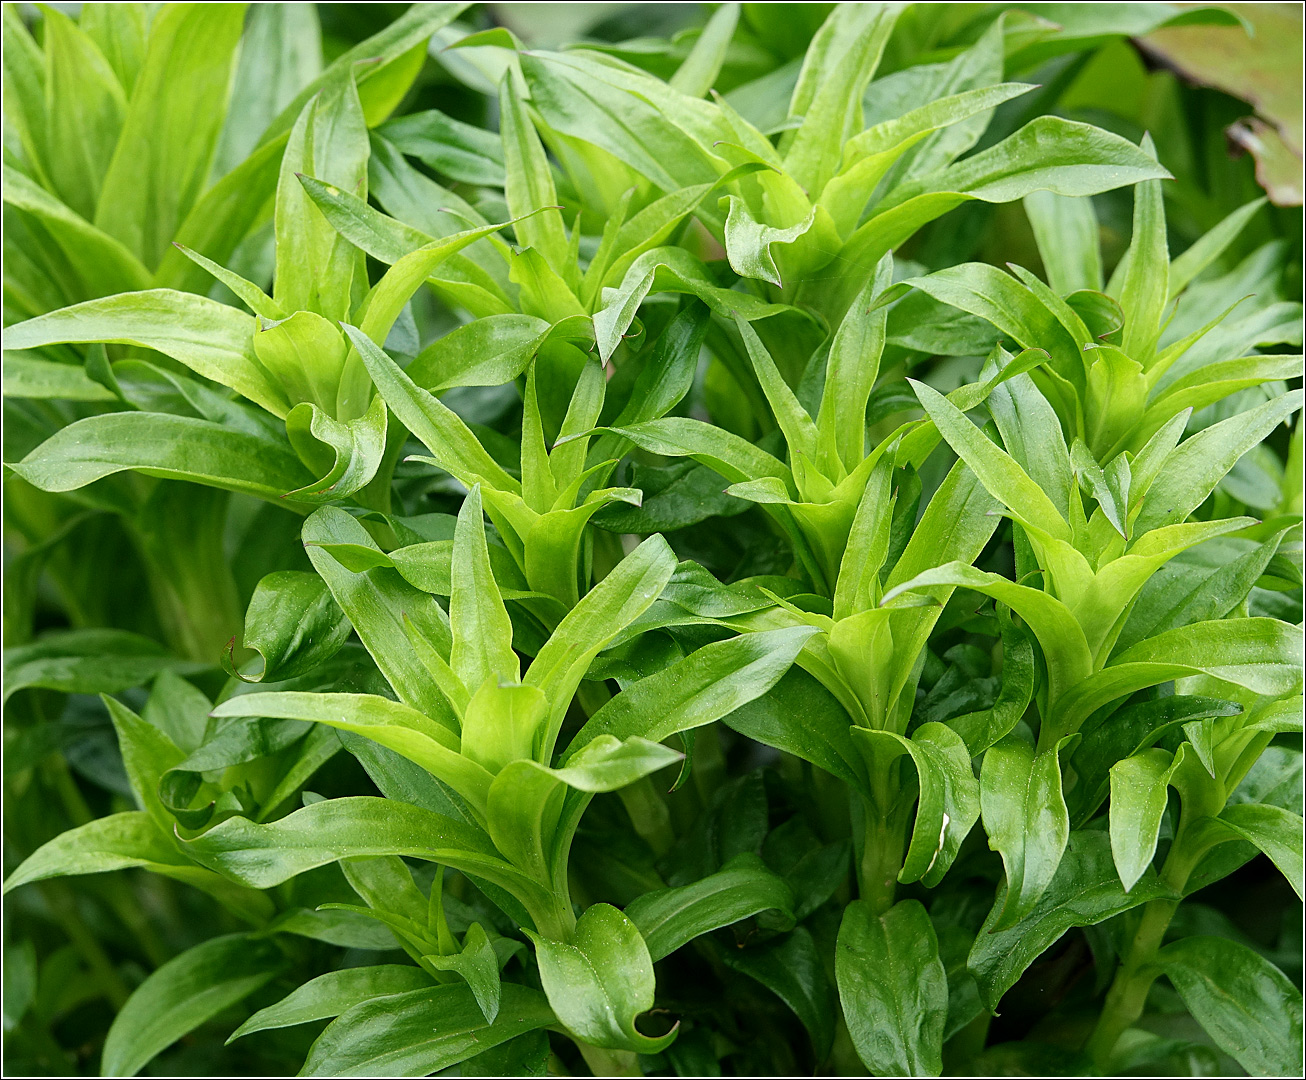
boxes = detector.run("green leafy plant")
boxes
[4,4,1301,1077]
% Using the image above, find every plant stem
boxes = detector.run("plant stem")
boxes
[856,797,907,914]
[1083,822,1207,1068]
[578,1043,642,1077]
[1082,896,1176,1069]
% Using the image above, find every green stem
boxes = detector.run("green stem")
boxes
[856,795,907,914]
[1083,822,1207,1068]
[577,1043,642,1077]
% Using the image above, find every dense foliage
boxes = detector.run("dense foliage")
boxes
[3,3,1302,1077]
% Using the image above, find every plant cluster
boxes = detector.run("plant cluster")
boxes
[2,3,1302,1077]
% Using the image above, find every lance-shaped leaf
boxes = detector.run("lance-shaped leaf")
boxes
[528,903,677,1054]
[2,290,289,415]
[721,926,836,1058]
[1108,746,1190,892]
[424,923,502,1023]
[1159,936,1303,1078]
[853,723,980,887]
[566,625,818,759]
[526,535,678,755]
[836,899,947,1078]
[1114,135,1168,363]
[1210,803,1304,900]
[7,411,314,502]
[209,693,493,814]
[228,966,434,1041]
[345,324,520,493]
[1056,618,1304,735]
[450,485,519,693]
[303,507,458,726]
[625,853,794,962]
[979,732,1077,928]
[968,831,1173,1013]
[597,415,793,491]
[1,166,152,300]
[2,629,201,702]
[883,561,1092,709]
[1,811,271,924]
[94,3,246,269]
[181,796,543,910]
[1135,389,1303,534]
[300,983,554,1078]
[909,379,1070,542]
[725,667,866,790]
[100,934,283,1076]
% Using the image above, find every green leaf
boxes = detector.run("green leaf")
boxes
[235,571,351,684]
[498,71,569,277]
[721,926,835,1058]
[1023,190,1102,294]
[668,2,739,97]
[567,626,817,758]
[346,325,520,494]
[1,166,152,300]
[101,933,285,1077]
[1,353,116,402]
[910,379,1070,542]
[1108,748,1179,893]
[782,4,900,196]
[836,899,947,1077]
[979,733,1075,928]
[378,108,505,187]
[1159,936,1303,1077]
[528,903,676,1054]
[625,853,795,962]
[228,965,432,1041]
[450,485,519,694]
[949,614,1036,756]
[94,4,246,269]
[2,290,289,416]
[1215,803,1304,900]
[1113,137,1169,364]
[2,629,201,703]
[725,667,865,790]
[424,924,502,1023]
[526,534,678,755]
[1135,389,1303,534]
[300,982,553,1078]
[303,507,458,725]
[8,410,313,503]
[853,723,980,887]
[1059,618,1304,734]
[208,693,492,814]
[181,796,528,900]
[1168,197,1267,299]
[407,315,550,393]
[968,831,1170,1013]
